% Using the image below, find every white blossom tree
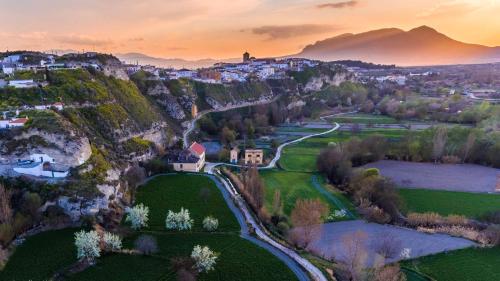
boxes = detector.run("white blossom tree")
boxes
[202,216,219,231]
[126,203,149,230]
[74,230,101,263]
[103,232,123,252]
[191,245,218,273]
[165,208,193,231]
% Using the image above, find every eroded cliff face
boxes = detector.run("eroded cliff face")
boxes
[147,82,187,120]
[3,129,92,166]
[303,72,351,92]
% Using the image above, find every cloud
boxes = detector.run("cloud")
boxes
[251,24,338,40]
[417,1,478,18]
[54,34,113,46]
[317,1,358,9]
[128,37,144,42]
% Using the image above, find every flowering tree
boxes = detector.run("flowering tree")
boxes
[191,245,218,273]
[74,230,101,263]
[126,203,149,230]
[165,208,193,231]
[103,232,123,252]
[202,216,219,231]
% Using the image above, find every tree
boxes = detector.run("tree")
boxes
[290,199,329,247]
[134,234,159,255]
[191,245,218,273]
[202,216,219,231]
[220,126,237,146]
[337,231,368,281]
[166,208,194,231]
[0,184,13,224]
[317,146,352,185]
[103,232,122,252]
[373,264,407,281]
[21,192,42,219]
[271,190,283,216]
[242,165,265,212]
[74,230,101,263]
[125,203,150,230]
[126,164,146,199]
[432,126,448,163]
[462,131,476,163]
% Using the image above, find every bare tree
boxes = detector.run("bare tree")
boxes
[290,199,329,248]
[432,126,448,163]
[271,190,282,216]
[242,165,265,211]
[373,264,407,281]
[462,132,476,163]
[0,184,13,224]
[337,231,368,281]
[371,232,402,259]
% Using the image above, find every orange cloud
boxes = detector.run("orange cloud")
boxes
[317,1,358,9]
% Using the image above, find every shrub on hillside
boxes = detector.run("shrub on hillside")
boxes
[358,204,391,224]
[74,230,101,263]
[103,232,122,252]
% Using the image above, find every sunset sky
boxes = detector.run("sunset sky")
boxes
[1,0,499,60]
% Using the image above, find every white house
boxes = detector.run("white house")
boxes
[13,153,68,178]
[8,79,37,88]
[169,142,206,172]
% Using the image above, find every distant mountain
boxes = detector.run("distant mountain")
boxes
[115,52,240,69]
[295,26,500,66]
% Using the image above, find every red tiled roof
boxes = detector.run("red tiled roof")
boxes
[189,142,205,156]
[9,118,29,124]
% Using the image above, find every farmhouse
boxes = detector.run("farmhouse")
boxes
[0,117,29,129]
[244,149,263,165]
[168,142,206,172]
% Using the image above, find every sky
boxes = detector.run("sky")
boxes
[0,0,499,60]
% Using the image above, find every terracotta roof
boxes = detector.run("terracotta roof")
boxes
[189,142,205,156]
[9,118,28,124]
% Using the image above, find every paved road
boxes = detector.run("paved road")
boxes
[209,171,326,281]
[182,96,281,148]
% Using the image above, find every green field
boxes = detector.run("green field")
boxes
[260,170,356,219]
[399,188,500,218]
[279,129,407,171]
[403,247,500,281]
[136,174,239,232]
[0,228,78,281]
[1,174,298,281]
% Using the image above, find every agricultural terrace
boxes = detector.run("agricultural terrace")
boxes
[399,189,500,218]
[1,174,298,281]
[279,128,407,172]
[403,246,500,281]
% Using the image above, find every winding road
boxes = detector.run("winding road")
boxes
[183,96,282,148]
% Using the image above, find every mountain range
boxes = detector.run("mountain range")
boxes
[50,26,500,68]
[295,25,500,66]
[115,53,239,69]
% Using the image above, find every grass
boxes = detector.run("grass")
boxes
[135,174,239,232]
[260,170,356,219]
[70,233,296,281]
[73,174,297,281]
[279,129,407,172]
[0,228,78,281]
[403,246,500,281]
[1,174,298,281]
[399,188,500,218]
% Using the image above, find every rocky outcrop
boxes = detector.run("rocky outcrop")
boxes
[304,72,350,92]
[2,129,92,167]
[166,95,186,120]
